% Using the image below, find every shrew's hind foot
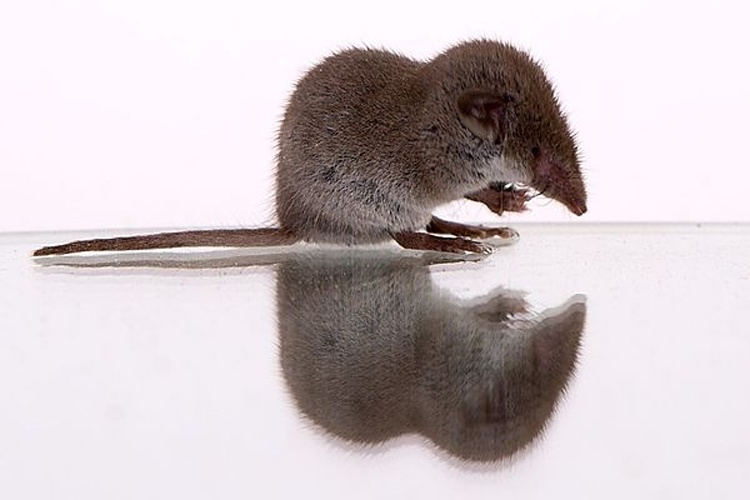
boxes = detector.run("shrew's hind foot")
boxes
[426,216,519,242]
[391,231,493,255]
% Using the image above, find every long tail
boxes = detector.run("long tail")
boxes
[33,228,300,257]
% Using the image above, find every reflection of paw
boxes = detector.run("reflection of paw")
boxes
[457,239,495,255]
[423,237,495,255]
[479,226,519,239]
[477,227,520,247]
[473,293,530,322]
[394,231,495,256]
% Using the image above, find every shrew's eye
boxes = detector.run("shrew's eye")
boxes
[531,146,542,158]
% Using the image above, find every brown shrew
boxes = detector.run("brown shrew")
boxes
[34,39,586,257]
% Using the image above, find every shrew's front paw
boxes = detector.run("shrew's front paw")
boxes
[466,184,530,215]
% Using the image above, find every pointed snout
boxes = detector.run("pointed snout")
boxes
[569,200,587,216]
[550,183,587,217]
[533,155,587,217]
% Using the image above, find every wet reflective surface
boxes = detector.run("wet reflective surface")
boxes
[2,224,750,498]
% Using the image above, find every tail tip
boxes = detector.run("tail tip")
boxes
[33,246,58,257]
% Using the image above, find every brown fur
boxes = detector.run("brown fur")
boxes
[277,39,586,244]
[33,228,298,257]
[278,254,586,462]
[34,40,585,257]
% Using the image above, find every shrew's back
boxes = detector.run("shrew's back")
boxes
[275,49,428,244]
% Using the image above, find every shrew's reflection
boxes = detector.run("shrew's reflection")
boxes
[37,248,586,462]
[276,252,586,463]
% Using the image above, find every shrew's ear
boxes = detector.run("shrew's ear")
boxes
[457,90,514,145]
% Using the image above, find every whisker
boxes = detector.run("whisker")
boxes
[529,184,549,200]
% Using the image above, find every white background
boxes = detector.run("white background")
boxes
[2,0,749,233]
